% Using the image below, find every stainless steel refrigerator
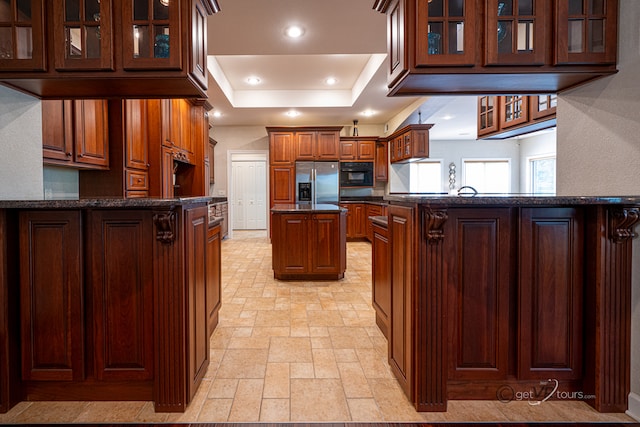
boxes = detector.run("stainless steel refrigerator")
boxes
[295,161,339,204]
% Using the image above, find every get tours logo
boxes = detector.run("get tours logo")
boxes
[496,379,595,405]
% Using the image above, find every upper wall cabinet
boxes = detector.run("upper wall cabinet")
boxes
[373,0,618,95]
[0,0,220,98]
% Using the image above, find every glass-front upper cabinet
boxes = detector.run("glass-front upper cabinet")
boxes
[0,0,46,70]
[53,0,113,70]
[555,0,617,65]
[485,0,546,65]
[530,94,557,120]
[122,0,181,70]
[477,96,499,137]
[416,0,476,66]
[500,95,528,128]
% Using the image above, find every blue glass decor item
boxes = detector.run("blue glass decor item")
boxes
[497,2,507,43]
[428,32,441,54]
[154,34,170,58]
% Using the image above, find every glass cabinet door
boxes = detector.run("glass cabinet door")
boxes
[53,0,113,70]
[0,0,46,71]
[485,0,546,65]
[122,0,181,70]
[530,94,557,120]
[477,96,499,136]
[500,95,529,128]
[555,0,617,65]
[415,0,476,66]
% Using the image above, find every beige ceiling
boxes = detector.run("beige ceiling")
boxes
[205,0,479,139]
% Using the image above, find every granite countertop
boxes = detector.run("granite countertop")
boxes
[271,203,347,213]
[384,193,640,206]
[339,197,386,204]
[0,196,214,209]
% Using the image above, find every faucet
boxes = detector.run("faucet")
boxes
[457,186,478,196]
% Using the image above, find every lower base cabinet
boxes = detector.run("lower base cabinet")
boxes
[371,218,390,339]
[0,199,220,414]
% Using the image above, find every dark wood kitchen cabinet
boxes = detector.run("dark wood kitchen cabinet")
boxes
[1,198,220,413]
[371,217,390,339]
[206,222,222,337]
[373,0,619,94]
[271,207,347,280]
[19,211,84,382]
[477,94,557,139]
[0,0,220,98]
[387,124,432,163]
[340,203,367,240]
[375,139,388,182]
[42,99,109,170]
[293,128,341,161]
[339,137,376,161]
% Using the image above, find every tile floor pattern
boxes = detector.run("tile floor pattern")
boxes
[0,230,636,424]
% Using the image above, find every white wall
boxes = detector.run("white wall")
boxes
[0,86,43,200]
[556,0,640,419]
[518,129,557,193]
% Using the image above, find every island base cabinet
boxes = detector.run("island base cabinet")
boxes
[371,220,390,339]
[271,209,346,280]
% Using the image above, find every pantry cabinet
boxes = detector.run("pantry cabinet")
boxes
[0,0,220,98]
[373,0,619,94]
[42,99,109,170]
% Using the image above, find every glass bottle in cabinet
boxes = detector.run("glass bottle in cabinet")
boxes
[555,0,617,65]
[416,0,476,66]
[485,0,546,66]
[122,0,181,70]
[53,0,113,70]
[0,0,46,71]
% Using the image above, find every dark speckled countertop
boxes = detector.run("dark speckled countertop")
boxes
[384,193,640,206]
[0,196,215,209]
[272,203,347,213]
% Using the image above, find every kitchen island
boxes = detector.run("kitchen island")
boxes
[380,194,640,413]
[271,204,347,280]
[0,197,220,414]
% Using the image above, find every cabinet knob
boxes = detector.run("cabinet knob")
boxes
[78,154,84,158]
[66,152,72,156]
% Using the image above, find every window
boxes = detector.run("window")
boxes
[462,159,510,193]
[410,160,442,193]
[529,156,556,194]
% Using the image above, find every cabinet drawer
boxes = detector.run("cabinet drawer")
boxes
[126,170,149,191]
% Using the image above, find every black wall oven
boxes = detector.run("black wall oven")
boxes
[339,162,374,187]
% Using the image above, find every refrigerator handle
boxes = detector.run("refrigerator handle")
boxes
[312,168,316,204]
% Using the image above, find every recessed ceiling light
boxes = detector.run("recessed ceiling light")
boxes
[361,110,376,117]
[442,114,454,120]
[212,111,222,118]
[246,76,261,85]
[325,77,337,86]
[285,110,300,117]
[285,25,305,38]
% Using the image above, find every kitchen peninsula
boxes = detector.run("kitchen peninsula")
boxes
[381,194,640,413]
[271,204,347,280]
[0,197,220,414]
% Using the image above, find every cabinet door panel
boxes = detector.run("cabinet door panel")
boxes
[125,99,149,170]
[42,100,74,162]
[270,166,295,205]
[340,141,357,160]
[446,209,512,380]
[206,224,221,337]
[269,132,294,165]
[519,207,583,380]
[358,140,375,160]
[272,213,308,274]
[0,0,46,71]
[19,211,83,381]
[372,223,391,338]
[485,0,547,66]
[315,131,339,160]
[185,206,209,399]
[375,141,388,181]
[388,204,413,397]
[190,0,209,89]
[295,131,315,160]
[415,0,476,66]
[310,214,340,274]
[74,99,109,168]
[90,210,153,380]
[53,0,113,70]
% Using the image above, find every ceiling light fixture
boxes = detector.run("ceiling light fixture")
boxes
[361,110,376,117]
[325,77,337,86]
[246,76,261,85]
[285,110,300,117]
[212,111,222,118]
[285,25,305,38]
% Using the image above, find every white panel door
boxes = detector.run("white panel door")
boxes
[232,160,268,230]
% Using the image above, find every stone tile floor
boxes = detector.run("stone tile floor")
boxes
[0,230,635,424]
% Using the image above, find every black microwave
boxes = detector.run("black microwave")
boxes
[340,162,374,187]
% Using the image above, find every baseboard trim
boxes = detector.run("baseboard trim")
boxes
[627,392,640,421]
